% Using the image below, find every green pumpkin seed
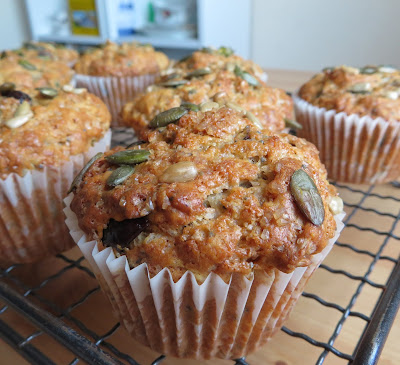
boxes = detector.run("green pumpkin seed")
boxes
[18,59,37,71]
[200,47,214,54]
[37,87,58,98]
[360,66,377,75]
[150,107,188,128]
[158,79,188,88]
[322,67,334,72]
[0,82,15,93]
[181,102,199,112]
[23,42,41,50]
[186,68,211,78]
[107,165,135,187]
[126,140,146,148]
[234,65,260,87]
[68,152,103,194]
[348,82,371,94]
[290,169,325,226]
[1,51,6,59]
[177,54,191,63]
[218,46,234,57]
[284,118,303,130]
[105,149,150,165]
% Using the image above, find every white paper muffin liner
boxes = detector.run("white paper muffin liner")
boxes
[294,95,400,184]
[74,74,159,127]
[0,130,111,265]
[64,195,344,359]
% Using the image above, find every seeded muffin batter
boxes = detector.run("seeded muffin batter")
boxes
[299,65,400,121]
[0,86,111,178]
[74,41,169,77]
[71,107,341,283]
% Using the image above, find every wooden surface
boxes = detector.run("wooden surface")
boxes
[1,69,399,365]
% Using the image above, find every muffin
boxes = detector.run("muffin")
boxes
[74,41,170,125]
[295,65,400,183]
[0,56,74,95]
[2,41,79,66]
[65,106,344,359]
[0,85,111,264]
[121,59,292,140]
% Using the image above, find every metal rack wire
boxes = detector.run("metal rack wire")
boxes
[0,128,399,365]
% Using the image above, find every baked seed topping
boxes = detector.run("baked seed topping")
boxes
[68,152,103,194]
[200,101,219,113]
[158,79,188,88]
[150,107,188,128]
[105,149,150,165]
[360,66,378,75]
[245,111,263,129]
[284,118,303,130]
[0,82,15,93]
[234,65,260,87]
[37,87,58,99]
[328,196,344,215]
[181,102,200,112]
[160,161,198,183]
[348,82,372,94]
[290,169,325,226]
[106,165,135,187]
[186,67,211,78]
[18,59,37,71]
[5,101,34,129]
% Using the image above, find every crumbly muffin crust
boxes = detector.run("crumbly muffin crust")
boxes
[0,57,74,95]
[74,41,170,77]
[121,68,292,139]
[0,88,110,178]
[71,107,338,283]
[299,65,400,121]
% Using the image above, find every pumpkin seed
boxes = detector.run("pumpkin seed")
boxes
[186,67,211,78]
[181,102,199,112]
[107,165,135,187]
[200,47,214,54]
[290,169,325,226]
[126,140,146,148]
[102,216,149,248]
[177,54,191,63]
[18,59,36,71]
[322,67,334,72]
[0,82,15,93]
[200,101,219,113]
[284,117,303,130]
[105,149,150,165]
[234,65,260,87]
[360,66,377,75]
[328,196,343,215]
[158,79,188,88]
[218,46,234,57]
[5,101,34,128]
[348,82,371,94]
[160,161,198,183]
[0,51,6,59]
[23,42,42,51]
[246,111,263,129]
[37,87,58,98]
[150,107,188,128]
[68,152,103,194]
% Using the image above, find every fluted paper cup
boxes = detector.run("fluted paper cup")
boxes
[0,130,111,265]
[64,197,344,359]
[294,95,400,184]
[74,74,159,127]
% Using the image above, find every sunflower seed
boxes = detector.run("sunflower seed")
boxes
[290,169,325,226]
[212,91,227,102]
[105,149,150,165]
[200,101,219,113]
[102,216,149,248]
[234,65,260,87]
[107,165,135,187]
[37,87,58,98]
[328,196,343,215]
[226,101,246,114]
[378,65,397,73]
[158,79,188,88]
[5,101,34,128]
[160,161,198,183]
[0,82,15,93]
[150,107,188,128]
[18,59,36,70]
[181,102,199,112]
[186,67,211,78]
[68,152,103,194]
[284,118,303,130]
[246,111,263,129]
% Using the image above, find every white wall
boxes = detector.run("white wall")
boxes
[252,0,400,71]
[0,0,30,50]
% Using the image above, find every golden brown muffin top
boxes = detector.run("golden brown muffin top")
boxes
[121,66,292,140]
[0,56,74,96]
[0,86,111,178]
[299,65,400,121]
[71,107,341,283]
[3,42,79,65]
[74,41,170,77]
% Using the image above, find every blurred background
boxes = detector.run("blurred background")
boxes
[2,0,400,71]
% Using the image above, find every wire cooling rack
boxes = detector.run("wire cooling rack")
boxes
[0,128,399,365]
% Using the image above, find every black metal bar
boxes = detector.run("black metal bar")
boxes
[351,257,400,365]
[0,318,55,365]
[0,281,124,365]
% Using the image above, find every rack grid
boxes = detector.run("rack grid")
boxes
[0,128,399,365]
